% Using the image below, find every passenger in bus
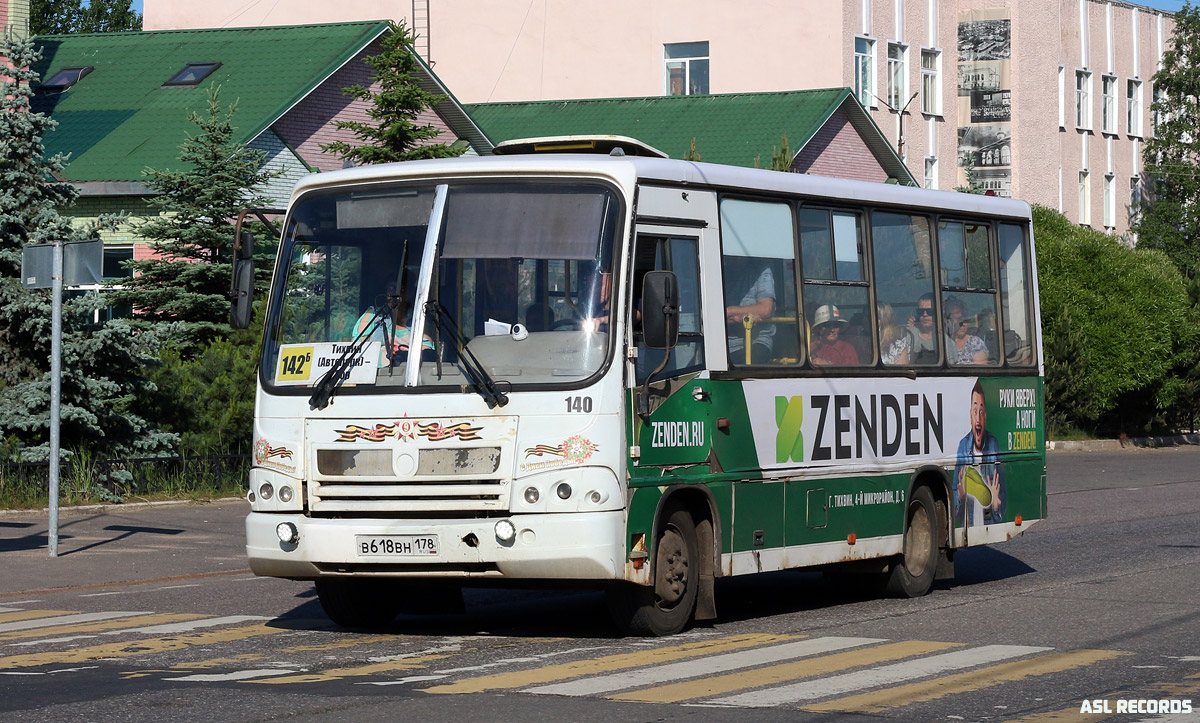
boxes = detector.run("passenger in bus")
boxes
[725,258,776,364]
[809,304,859,365]
[877,303,912,365]
[944,297,989,365]
[905,292,940,364]
[954,380,1004,526]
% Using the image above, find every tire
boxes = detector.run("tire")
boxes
[315,578,402,628]
[608,505,699,636]
[885,485,939,598]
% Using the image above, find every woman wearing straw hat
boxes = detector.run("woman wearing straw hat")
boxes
[810,304,859,365]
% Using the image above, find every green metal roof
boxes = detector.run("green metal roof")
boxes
[466,89,914,183]
[30,21,391,183]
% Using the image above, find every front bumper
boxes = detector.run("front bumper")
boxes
[246,510,626,581]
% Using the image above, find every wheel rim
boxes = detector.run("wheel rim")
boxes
[655,523,690,607]
[904,503,933,577]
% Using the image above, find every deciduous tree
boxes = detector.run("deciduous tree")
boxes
[30,0,141,36]
[1135,2,1200,276]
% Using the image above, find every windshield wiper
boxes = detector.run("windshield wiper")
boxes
[308,301,392,410]
[424,301,509,408]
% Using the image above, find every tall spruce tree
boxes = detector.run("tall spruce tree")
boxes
[0,33,174,462]
[30,0,142,36]
[109,84,278,358]
[1135,2,1200,276]
[321,21,464,164]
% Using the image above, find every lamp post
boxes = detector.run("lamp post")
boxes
[869,90,920,161]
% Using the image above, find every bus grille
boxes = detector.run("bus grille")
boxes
[309,479,509,513]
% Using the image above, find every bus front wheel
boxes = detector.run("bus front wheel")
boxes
[885,485,938,598]
[315,578,402,629]
[608,505,699,636]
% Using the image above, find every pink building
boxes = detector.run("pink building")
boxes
[146,0,1175,237]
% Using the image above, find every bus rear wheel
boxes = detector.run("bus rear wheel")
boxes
[608,505,699,636]
[885,485,938,598]
[315,578,402,628]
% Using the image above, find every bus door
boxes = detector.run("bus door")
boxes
[630,230,709,469]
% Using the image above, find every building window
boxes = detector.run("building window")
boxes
[854,36,876,107]
[1101,75,1117,134]
[924,156,938,189]
[1075,70,1092,130]
[37,65,93,92]
[164,62,222,87]
[1058,66,1065,129]
[887,42,908,108]
[1130,175,1142,223]
[1103,174,1115,229]
[1078,170,1091,226]
[1127,79,1143,137]
[921,48,940,115]
[1151,84,1165,137]
[664,42,709,96]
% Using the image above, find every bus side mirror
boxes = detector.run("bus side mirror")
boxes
[642,270,679,350]
[230,257,254,329]
[236,230,254,260]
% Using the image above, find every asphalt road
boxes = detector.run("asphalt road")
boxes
[1,446,1198,722]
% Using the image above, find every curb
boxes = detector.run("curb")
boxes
[0,496,245,517]
[1047,433,1200,452]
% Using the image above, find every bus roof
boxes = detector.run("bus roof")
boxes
[290,154,1032,222]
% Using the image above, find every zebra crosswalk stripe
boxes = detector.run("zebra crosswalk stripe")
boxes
[609,639,959,704]
[0,611,149,634]
[525,636,885,698]
[707,644,1052,708]
[803,648,1130,713]
[0,613,205,643]
[421,633,797,695]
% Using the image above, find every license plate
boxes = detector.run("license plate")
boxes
[355,535,439,556]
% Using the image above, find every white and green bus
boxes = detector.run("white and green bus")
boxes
[235,138,1045,636]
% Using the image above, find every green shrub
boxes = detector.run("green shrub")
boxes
[139,322,262,457]
[1034,205,1197,434]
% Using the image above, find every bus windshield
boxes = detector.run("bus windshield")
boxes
[265,179,621,393]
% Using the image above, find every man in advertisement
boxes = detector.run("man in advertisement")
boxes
[954,380,1004,526]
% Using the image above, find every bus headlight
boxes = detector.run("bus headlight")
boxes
[495,519,517,543]
[524,487,540,504]
[278,485,294,503]
[556,482,572,500]
[258,482,274,501]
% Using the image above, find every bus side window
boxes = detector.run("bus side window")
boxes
[800,207,872,367]
[719,198,800,366]
[871,211,937,366]
[937,220,1000,367]
[998,223,1035,366]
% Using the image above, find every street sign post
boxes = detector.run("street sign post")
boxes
[20,239,105,558]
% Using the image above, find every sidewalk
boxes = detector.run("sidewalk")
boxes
[1046,432,1200,451]
[0,497,249,596]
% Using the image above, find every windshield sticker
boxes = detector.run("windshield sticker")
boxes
[254,439,296,472]
[334,420,483,443]
[275,342,379,387]
[522,435,598,471]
